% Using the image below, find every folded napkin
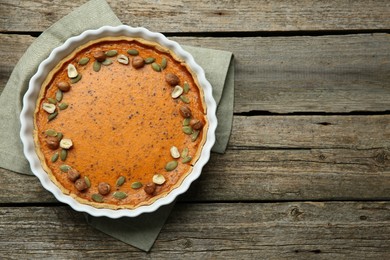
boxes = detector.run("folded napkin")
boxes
[0,0,234,252]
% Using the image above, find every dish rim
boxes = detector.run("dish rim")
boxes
[20,25,217,218]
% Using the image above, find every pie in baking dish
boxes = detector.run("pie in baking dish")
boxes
[34,36,208,209]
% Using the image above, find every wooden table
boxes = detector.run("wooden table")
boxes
[1,0,389,258]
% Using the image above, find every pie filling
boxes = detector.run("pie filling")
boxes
[34,36,208,209]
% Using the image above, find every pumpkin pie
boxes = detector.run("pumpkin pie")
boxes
[33,36,208,209]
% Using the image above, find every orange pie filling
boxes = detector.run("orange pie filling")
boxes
[34,36,208,209]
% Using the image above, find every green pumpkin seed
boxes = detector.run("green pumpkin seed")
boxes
[181,147,189,158]
[127,49,139,56]
[60,149,67,161]
[70,74,82,84]
[180,95,190,104]
[165,160,178,171]
[144,57,155,64]
[161,57,167,70]
[191,130,200,141]
[58,102,68,110]
[116,176,126,187]
[113,191,127,200]
[105,50,118,57]
[102,59,113,66]
[57,132,63,141]
[182,156,192,163]
[183,118,191,126]
[182,126,193,135]
[151,62,161,72]
[48,97,57,104]
[131,182,143,189]
[92,194,104,203]
[56,90,63,102]
[78,57,90,65]
[93,61,101,72]
[48,111,58,121]
[45,129,57,137]
[183,82,190,93]
[59,164,70,172]
[51,152,59,162]
[84,176,91,188]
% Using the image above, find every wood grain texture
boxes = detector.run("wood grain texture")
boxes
[2,115,389,203]
[0,0,390,33]
[1,202,389,259]
[1,33,389,113]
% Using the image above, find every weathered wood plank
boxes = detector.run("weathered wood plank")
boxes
[230,115,390,149]
[0,202,389,258]
[1,33,389,113]
[2,125,389,203]
[1,0,389,33]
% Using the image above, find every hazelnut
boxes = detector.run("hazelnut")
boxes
[98,182,111,195]
[67,168,80,182]
[93,51,106,62]
[144,182,156,195]
[46,136,59,150]
[165,73,180,86]
[57,81,71,92]
[179,105,192,118]
[190,119,204,130]
[132,56,145,69]
[75,178,88,191]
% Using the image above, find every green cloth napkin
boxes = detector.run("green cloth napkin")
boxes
[0,0,234,252]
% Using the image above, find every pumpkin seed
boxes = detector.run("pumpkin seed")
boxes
[144,57,155,64]
[117,54,129,65]
[171,85,183,98]
[165,160,178,171]
[105,50,118,57]
[48,111,58,121]
[93,61,101,72]
[57,132,63,141]
[191,130,200,141]
[92,194,104,203]
[113,191,127,200]
[84,176,91,188]
[161,57,167,70]
[67,64,78,78]
[116,176,126,187]
[48,97,57,104]
[78,57,90,65]
[180,95,190,104]
[102,59,113,66]
[153,174,166,185]
[42,103,56,114]
[170,146,180,159]
[151,62,161,72]
[60,138,73,149]
[58,102,68,110]
[56,89,63,102]
[131,182,143,189]
[70,74,82,84]
[183,81,190,93]
[51,152,59,162]
[59,164,70,172]
[127,49,139,56]
[45,129,57,137]
[60,149,67,161]
[182,156,192,163]
[181,147,189,158]
[183,118,191,126]
[182,126,193,135]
